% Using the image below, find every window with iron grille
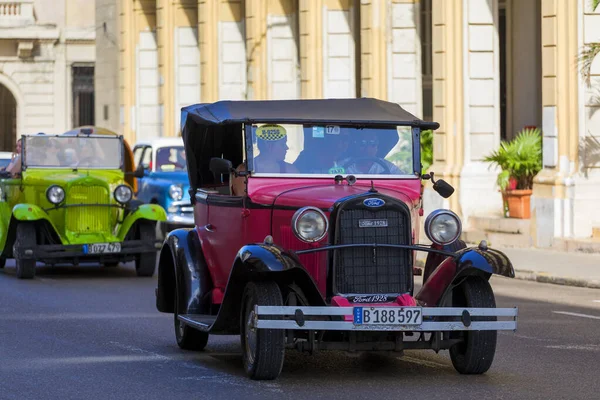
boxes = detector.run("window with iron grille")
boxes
[72,66,95,127]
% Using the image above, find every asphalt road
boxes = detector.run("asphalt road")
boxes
[1,260,599,400]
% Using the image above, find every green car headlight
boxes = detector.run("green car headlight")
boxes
[46,185,65,205]
[169,184,183,201]
[114,184,133,204]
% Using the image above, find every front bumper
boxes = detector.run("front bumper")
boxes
[253,306,518,332]
[18,239,162,261]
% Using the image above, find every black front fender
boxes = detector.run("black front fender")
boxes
[156,228,212,314]
[416,246,515,307]
[209,243,325,334]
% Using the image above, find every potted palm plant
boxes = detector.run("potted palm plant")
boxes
[483,128,542,219]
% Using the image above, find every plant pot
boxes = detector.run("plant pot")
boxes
[503,189,532,219]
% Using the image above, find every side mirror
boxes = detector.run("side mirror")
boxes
[133,164,146,178]
[433,179,454,198]
[210,157,233,176]
[421,172,455,199]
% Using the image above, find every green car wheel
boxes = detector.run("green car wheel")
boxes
[14,223,36,279]
[135,221,158,277]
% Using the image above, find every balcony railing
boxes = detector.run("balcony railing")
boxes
[0,0,35,27]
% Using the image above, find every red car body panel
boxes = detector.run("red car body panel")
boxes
[194,177,426,302]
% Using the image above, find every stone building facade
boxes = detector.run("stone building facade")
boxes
[0,0,97,153]
[95,0,600,248]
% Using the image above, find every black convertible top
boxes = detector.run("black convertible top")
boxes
[181,98,439,130]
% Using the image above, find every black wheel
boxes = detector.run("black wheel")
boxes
[449,277,497,374]
[135,221,157,277]
[0,257,5,268]
[240,281,285,380]
[14,223,36,279]
[174,291,209,350]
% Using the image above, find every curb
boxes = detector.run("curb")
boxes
[415,261,600,289]
[513,269,600,289]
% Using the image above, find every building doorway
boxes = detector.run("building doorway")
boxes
[498,0,542,141]
[72,65,95,127]
[0,83,17,152]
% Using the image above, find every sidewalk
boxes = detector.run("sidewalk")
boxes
[497,246,600,289]
[416,245,600,289]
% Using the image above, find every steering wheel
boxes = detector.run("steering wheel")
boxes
[339,156,392,175]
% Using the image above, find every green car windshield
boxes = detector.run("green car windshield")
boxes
[23,135,122,169]
[249,124,414,177]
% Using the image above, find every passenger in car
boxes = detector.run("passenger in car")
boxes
[253,125,298,174]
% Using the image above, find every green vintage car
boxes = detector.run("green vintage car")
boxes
[0,130,167,279]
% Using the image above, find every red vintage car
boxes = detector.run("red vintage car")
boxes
[155,98,518,380]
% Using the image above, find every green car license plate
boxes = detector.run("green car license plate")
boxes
[83,243,121,254]
[353,307,423,326]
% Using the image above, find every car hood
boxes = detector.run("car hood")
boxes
[149,171,189,185]
[23,169,124,187]
[249,178,421,210]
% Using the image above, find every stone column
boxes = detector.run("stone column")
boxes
[458,0,503,224]
[198,0,218,102]
[360,0,388,100]
[299,0,323,98]
[532,0,580,246]
[157,0,175,136]
[426,0,465,213]
[245,0,268,99]
[119,0,137,143]
[386,0,421,116]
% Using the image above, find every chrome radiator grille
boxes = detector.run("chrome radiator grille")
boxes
[332,200,412,295]
[65,185,112,233]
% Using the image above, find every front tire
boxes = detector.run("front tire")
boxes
[135,221,157,277]
[14,223,36,279]
[241,281,285,380]
[449,277,497,374]
[174,292,209,350]
[0,257,5,268]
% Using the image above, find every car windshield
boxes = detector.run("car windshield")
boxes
[23,135,122,169]
[156,146,186,172]
[249,124,414,176]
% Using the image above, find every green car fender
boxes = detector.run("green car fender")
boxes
[0,204,63,256]
[13,203,54,223]
[118,204,167,239]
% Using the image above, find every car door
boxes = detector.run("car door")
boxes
[196,191,247,290]
[134,146,153,201]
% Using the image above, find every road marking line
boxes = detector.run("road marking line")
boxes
[0,313,169,321]
[593,300,600,303]
[545,344,600,352]
[552,311,600,320]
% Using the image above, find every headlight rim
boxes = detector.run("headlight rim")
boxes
[291,206,329,243]
[114,184,133,204]
[45,185,65,205]
[424,209,462,246]
[168,184,184,201]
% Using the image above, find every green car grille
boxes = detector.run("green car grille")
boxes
[65,186,112,233]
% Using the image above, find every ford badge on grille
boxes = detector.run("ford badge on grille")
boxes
[363,198,385,208]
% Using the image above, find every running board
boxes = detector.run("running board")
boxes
[178,314,217,332]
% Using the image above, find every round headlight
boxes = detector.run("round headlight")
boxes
[292,207,328,243]
[114,184,133,204]
[169,184,183,201]
[46,185,65,205]
[424,209,462,245]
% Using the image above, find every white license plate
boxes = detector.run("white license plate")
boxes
[83,242,121,254]
[358,219,388,228]
[353,307,423,326]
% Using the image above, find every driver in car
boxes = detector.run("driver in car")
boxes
[338,132,403,175]
[253,125,298,174]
